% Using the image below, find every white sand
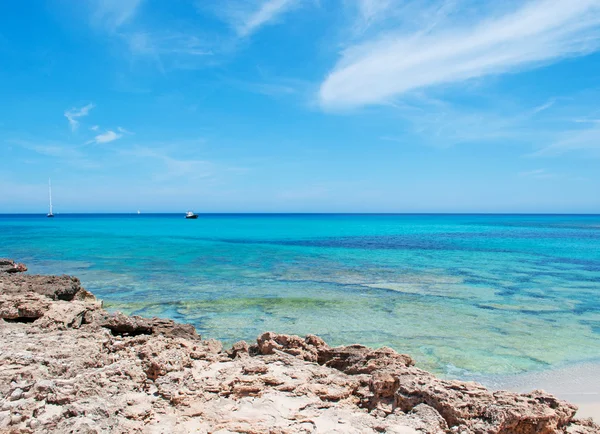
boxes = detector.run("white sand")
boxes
[481,362,600,422]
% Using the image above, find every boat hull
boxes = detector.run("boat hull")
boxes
[185,215,198,219]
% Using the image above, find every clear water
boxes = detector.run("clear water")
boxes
[1,214,599,378]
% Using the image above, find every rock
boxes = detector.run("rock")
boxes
[255,331,328,362]
[319,345,414,374]
[9,388,23,401]
[568,418,600,433]
[93,311,200,340]
[0,258,27,274]
[227,340,250,358]
[394,371,578,434]
[408,404,449,432]
[0,292,51,322]
[0,272,94,301]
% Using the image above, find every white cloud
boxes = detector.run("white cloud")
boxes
[92,130,123,144]
[64,103,95,131]
[93,0,142,30]
[531,124,600,156]
[320,0,600,109]
[84,127,131,144]
[240,0,297,36]
[574,117,600,124]
[354,0,395,32]
[117,126,134,135]
[215,0,299,37]
[90,125,100,131]
[531,100,555,114]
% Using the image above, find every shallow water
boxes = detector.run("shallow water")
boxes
[1,213,599,377]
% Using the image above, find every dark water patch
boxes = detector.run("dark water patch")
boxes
[534,256,600,270]
[573,305,600,315]
[488,326,510,336]
[527,292,550,300]
[465,218,600,232]
[496,288,519,297]
[441,230,600,240]
[211,235,523,254]
[477,304,500,311]
[476,304,575,316]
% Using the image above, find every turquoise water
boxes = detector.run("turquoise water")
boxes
[1,214,599,378]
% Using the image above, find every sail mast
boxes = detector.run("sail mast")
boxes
[48,178,53,215]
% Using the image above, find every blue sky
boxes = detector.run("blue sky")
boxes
[1,0,599,213]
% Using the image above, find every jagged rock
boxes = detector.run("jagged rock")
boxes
[568,418,600,433]
[394,369,578,434]
[228,340,250,358]
[0,273,94,301]
[0,259,27,274]
[255,332,414,375]
[0,260,597,434]
[319,345,414,374]
[256,331,327,362]
[0,292,52,322]
[93,311,200,340]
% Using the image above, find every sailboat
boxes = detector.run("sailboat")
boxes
[47,179,54,218]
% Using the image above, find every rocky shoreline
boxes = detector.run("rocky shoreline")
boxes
[0,259,597,433]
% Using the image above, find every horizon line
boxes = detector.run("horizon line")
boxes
[1,212,599,216]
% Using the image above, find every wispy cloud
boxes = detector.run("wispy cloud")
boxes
[86,127,132,145]
[353,0,396,33]
[117,127,133,135]
[125,31,214,73]
[519,168,556,179]
[126,32,213,57]
[530,124,600,157]
[14,141,79,159]
[574,117,600,124]
[240,0,298,37]
[9,139,102,169]
[92,0,142,30]
[92,130,123,144]
[320,0,600,109]
[531,100,555,114]
[378,93,552,147]
[64,103,95,131]
[222,73,310,98]
[121,145,213,181]
[214,0,299,38]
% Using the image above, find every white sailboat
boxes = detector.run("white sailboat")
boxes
[47,179,54,218]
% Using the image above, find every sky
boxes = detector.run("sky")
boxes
[1,0,599,213]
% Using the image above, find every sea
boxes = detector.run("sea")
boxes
[1,213,599,383]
